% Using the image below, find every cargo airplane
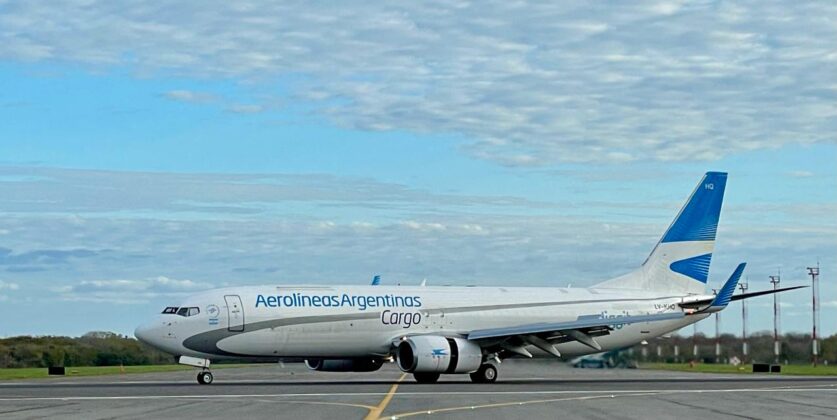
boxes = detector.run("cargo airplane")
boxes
[135,172,803,384]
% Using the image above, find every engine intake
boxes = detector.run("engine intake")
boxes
[396,336,482,373]
[304,358,384,372]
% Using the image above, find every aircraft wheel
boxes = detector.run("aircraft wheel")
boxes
[469,364,497,383]
[413,372,440,383]
[197,371,213,385]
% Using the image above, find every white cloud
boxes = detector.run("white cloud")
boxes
[226,103,264,114]
[0,280,19,291]
[402,221,446,232]
[163,90,217,104]
[58,276,213,303]
[0,1,833,164]
[787,170,814,178]
[0,166,554,217]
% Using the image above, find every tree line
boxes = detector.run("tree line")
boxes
[0,332,175,368]
[629,331,837,365]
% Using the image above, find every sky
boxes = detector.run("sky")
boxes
[0,0,835,339]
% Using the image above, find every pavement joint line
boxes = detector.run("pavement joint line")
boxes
[364,373,407,420]
[1,386,837,403]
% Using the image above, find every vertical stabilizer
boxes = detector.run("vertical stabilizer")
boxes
[597,172,728,294]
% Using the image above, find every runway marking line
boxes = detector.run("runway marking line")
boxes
[364,372,407,420]
[253,399,376,411]
[386,393,661,419]
[1,384,836,403]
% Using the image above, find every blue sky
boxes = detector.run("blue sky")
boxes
[0,1,835,339]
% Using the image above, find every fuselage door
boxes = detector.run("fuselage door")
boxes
[224,295,245,332]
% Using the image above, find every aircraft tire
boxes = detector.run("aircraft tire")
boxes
[469,364,497,383]
[197,371,213,385]
[413,372,441,383]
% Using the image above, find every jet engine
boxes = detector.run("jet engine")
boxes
[396,336,482,373]
[304,358,384,372]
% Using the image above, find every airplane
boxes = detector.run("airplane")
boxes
[135,172,804,384]
[371,275,381,286]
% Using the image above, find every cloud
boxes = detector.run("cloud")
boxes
[0,247,99,267]
[0,1,833,164]
[0,280,19,291]
[787,170,814,178]
[58,276,213,303]
[226,103,264,114]
[0,280,19,302]
[163,90,217,104]
[164,90,265,113]
[0,166,556,218]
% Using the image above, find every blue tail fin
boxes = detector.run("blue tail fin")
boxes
[371,275,381,286]
[597,172,728,294]
[660,171,727,245]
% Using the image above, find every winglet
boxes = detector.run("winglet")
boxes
[708,263,746,310]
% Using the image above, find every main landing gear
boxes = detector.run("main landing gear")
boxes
[469,363,498,383]
[411,363,498,384]
[413,372,441,383]
[197,370,213,385]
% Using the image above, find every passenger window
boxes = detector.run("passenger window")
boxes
[188,307,200,317]
[177,307,189,317]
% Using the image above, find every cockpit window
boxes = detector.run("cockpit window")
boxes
[166,306,201,317]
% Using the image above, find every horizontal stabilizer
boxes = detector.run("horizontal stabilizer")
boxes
[730,285,807,302]
[680,282,807,311]
[710,262,746,308]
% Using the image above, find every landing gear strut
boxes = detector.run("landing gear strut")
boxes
[197,370,213,385]
[469,364,498,383]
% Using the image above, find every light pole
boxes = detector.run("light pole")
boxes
[770,273,781,363]
[715,312,721,362]
[692,323,699,361]
[807,264,820,366]
[739,279,749,362]
[712,288,720,363]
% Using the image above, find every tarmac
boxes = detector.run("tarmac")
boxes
[1,360,836,419]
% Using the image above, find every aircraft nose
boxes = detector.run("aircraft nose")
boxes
[134,321,156,345]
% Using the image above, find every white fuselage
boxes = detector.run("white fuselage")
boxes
[136,284,706,360]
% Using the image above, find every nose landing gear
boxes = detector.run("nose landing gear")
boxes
[178,356,214,385]
[197,370,214,385]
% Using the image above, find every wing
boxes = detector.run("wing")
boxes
[466,312,685,358]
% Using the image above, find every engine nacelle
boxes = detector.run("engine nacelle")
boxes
[396,336,482,374]
[304,358,384,372]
